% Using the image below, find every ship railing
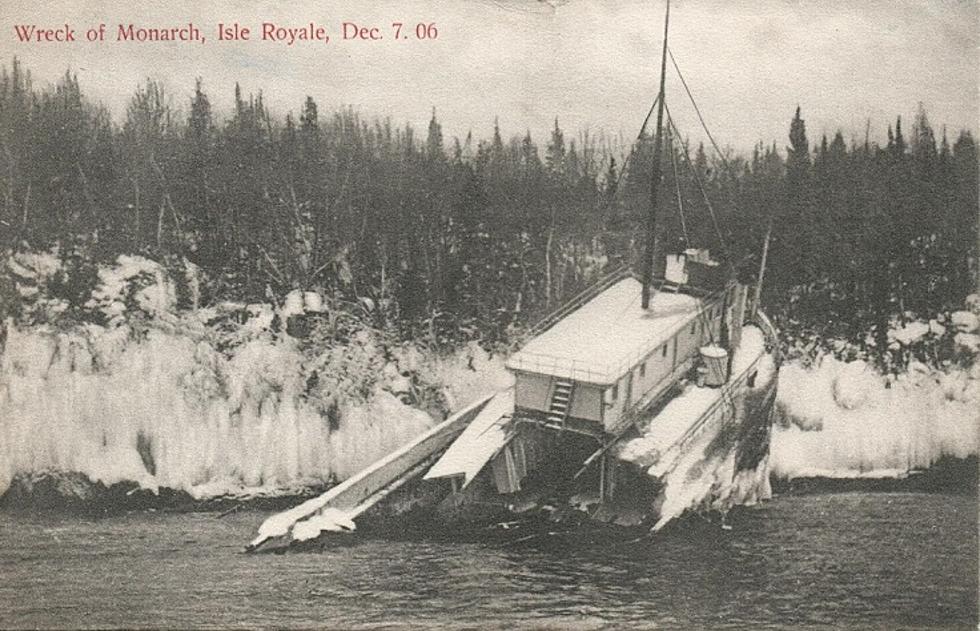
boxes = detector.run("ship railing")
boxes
[670,350,770,456]
[749,308,781,364]
[505,353,612,384]
[524,265,633,340]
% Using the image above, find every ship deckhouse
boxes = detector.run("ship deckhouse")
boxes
[506,261,747,436]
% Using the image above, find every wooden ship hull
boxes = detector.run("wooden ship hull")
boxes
[247,272,780,552]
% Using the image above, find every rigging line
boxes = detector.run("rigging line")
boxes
[667,126,690,247]
[606,93,661,204]
[667,46,730,171]
[663,102,734,273]
[668,46,742,255]
[637,92,661,140]
[696,306,717,345]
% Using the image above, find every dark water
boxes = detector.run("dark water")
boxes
[0,492,976,630]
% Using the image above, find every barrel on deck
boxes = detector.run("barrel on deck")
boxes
[699,345,729,387]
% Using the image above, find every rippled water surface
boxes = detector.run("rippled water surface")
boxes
[0,492,976,629]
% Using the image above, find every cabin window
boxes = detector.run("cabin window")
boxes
[611,384,619,401]
[661,344,668,357]
[748,370,758,388]
[690,322,696,335]
[639,362,646,378]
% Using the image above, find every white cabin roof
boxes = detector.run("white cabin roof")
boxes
[506,277,705,385]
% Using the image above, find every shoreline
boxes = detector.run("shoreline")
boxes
[3,455,975,517]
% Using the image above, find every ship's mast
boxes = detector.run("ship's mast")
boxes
[641,0,672,310]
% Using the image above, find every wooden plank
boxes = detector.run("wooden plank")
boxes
[327,396,492,511]
[247,394,493,550]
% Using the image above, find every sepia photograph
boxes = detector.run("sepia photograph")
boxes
[0,0,977,628]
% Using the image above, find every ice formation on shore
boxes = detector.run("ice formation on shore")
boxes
[0,320,442,498]
[772,358,978,478]
[0,254,505,500]
[771,299,980,479]
[2,250,976,508]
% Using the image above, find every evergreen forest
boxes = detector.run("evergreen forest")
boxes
[1,59,976,364]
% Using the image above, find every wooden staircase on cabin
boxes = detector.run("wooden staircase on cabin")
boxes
[545,379,575,429]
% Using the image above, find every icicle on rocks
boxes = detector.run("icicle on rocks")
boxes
[0,253,506,503]
[770,294,980,480]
